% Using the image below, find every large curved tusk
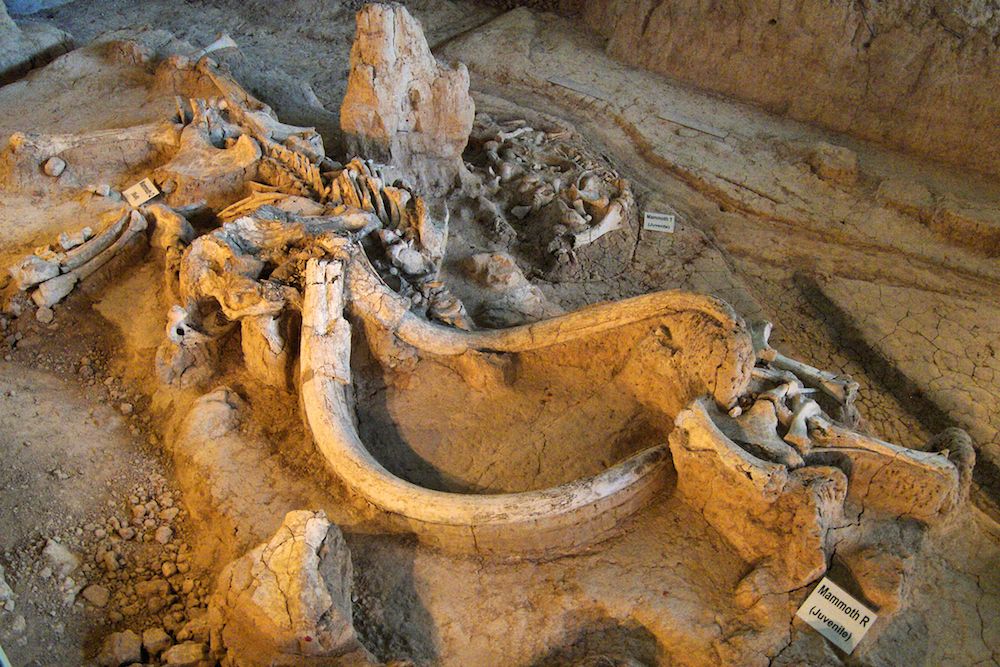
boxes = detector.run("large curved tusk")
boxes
[300,257,672,558]
[344,249,754,409]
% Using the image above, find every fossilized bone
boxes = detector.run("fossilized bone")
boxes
[471,113,635,265]
[300,255,734,557]
[752,320,859,407]
[1,33,975,573]
[7,208,149,308]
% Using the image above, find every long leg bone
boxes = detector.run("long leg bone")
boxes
[61,208,130,270]
[31,211,148,307]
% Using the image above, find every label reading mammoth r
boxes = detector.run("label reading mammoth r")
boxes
[796,577,878,654]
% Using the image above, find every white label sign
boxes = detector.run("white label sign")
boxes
[122,178,160,207]
[643,211,675,233]
[796,577,877,654]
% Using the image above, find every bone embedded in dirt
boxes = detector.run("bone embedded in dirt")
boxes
[207,510,362,666]
[340,2,475,192]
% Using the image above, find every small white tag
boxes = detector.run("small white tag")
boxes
[122,178,160,207]
[643,211,675,233]
[796,577,877,654]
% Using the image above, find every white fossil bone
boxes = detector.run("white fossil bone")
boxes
[784,394,823,450]
[241,314,293,390]
[194,33,239,60]
[715,399,805,468]
[9,255,59,290]
[573,198,625,248]
[61,209,130,270]
[58,227,93,251]
[497,126,533,141]
[300,255,681,558]
[71,210,147,283]
[752,321,859,405]
[31,211,147,307]
[31,273,77,307]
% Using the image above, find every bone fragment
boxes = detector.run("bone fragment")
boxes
[61,209,129,270]
[32,273,77,307]
[58,227,93,251]
[573,199,624,248]
[9,255,59,290]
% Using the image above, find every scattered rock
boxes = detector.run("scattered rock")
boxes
[155,526,174,544]
[119,402,134,415]
[42,539,80,578]
[97,630,142,667]
[0,563,15,612]
[135,578,169,600]
[42,156,66,177]
[808,141,857,186]
[81,583,110,607]
[142,626,172,656]
[161,641,207,666]
[35,306,54,324]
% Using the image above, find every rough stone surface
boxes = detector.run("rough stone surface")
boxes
[340,2,475,191]
[462,252,563,327]
[668,401,847,592]
[161,641,207,666]
[0,1,72,85]
[208,510,359,666]
[813,276,1000,519]
[807,142,857,186]
[573,0,1000,176]
[81,583,109,607]
[0,8,996,667]
[97,630,142,667]
[142,626,172,656]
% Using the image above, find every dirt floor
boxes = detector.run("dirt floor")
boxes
[0,1,997,666]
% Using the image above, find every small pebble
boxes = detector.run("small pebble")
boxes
[42,157,66,177]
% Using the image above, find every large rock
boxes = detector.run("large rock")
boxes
[340,2,474,192]
[96,630,142,667]
[208,510,362,666]
[0,1,72,85]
